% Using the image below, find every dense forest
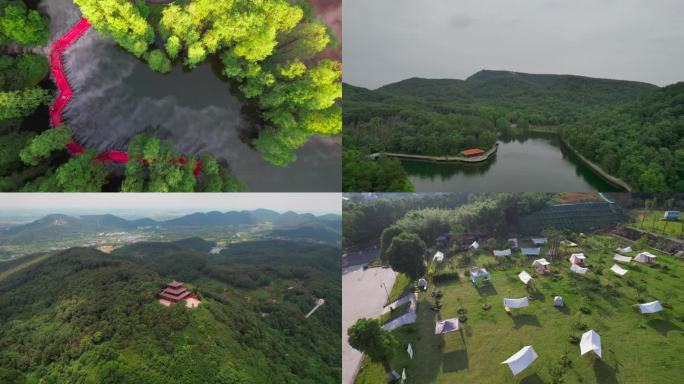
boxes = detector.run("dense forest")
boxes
[74,0,341,167]
[343,70,683,192]
[0,238,341,383]
[342,193,553,249]
[0,0,245,191]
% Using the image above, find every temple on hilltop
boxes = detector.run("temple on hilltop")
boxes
[159,281,201,308]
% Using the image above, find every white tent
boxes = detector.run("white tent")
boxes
[532,258,550,273]
[493,249,512,257]
[503,297,529,309]
[553,296,564,307]
[613,254,632,263]
[610,264,628,276]
[569,253,586,265]
[562,240,578,247]
[433,251,444,262]
[618,246,633,253]
[434,318,460,334]
[470,267,491,285]
[470,241,480,250]
[508,238,519,249]
[634,251,657,264]
[580,330,602,358]
[570,263,588,274]
[639,300,664,314]
[501,346,538,376]
[418,278,427,290]
[518,270,533,284]
[531,237,547,245]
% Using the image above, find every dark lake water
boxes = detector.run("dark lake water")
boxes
[41,0,340,191]
[402,132,620,192]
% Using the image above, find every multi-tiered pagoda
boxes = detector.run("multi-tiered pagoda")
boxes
[159,280,192,303]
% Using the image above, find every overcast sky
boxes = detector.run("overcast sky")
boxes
[0,194,341,216]
[344,0,684,89]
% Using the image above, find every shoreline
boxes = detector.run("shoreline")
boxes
[371,143,498,163]
[559,138,632,192]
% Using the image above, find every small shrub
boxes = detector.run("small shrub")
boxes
[580,306,592,314]
[572,320,588,331]
[433,270,459,283]
[569,335,579,344]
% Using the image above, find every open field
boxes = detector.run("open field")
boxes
[355,235,684,383]
[633,210,684,239]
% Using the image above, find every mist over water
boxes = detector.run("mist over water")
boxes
[39,0,341,191]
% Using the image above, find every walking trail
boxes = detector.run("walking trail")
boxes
[48,18,201,175]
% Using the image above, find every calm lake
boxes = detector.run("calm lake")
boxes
[41,0,340,192]
[401,132,620,192]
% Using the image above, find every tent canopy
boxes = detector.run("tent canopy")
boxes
[580,330,602,358]
[433,251,444,262]
[571,263,588,274]
[508,238,519,248]
[470,241,479,250]
[532,258,550,267]
[518,270,533,284]
[494,249,512,257]
[639,300,664,314]
[618,246,633,253]
[569,253,586,265]
[521,247,541,256]
[610,264,628,276]
[470,267,490,285]
[553,296,564,307]
[418,278,427,288]
[435,318,459,334]
[613,254,632,263]
[504,297,529,309]
[531,237,547,245]
[562,240,578,247]
[501,346,538,376]
[634,252,657,263]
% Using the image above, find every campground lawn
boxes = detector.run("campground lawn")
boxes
[633,210,684,239]
[354,235,684,383]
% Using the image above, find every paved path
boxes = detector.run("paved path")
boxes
[382,292,413,314]
[382,292,418,331]
[342,263,397,384]
[370,143,498,163]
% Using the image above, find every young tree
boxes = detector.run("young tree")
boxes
[55,151,109,192]
[0,88,51,120]
[379,225,403,263]
[347,318,398,374]
[386,232,427,280]
[0,2,50,46]
[19,125,71,166]
[147,49,172,73]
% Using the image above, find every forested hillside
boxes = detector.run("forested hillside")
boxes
[342,70,684,192]
[563,82,684,191]
[0,238,341,384]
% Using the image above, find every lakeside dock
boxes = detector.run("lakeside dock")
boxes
[370,143,498,163]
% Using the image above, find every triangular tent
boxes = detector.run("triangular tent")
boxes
[610,264,628,276]
[580,330,602,358]
[518,270,533,284]
[503,297,529,309]
[639,300,664,314]
[634,252,657,264]
[435,318,459,334]
[433,251,444,262]
[569,253,586,265]
[501,346,538,376]
[493,249,512,257]
[570,263,588,274]
[613,254,632,263]
[618,246,633,253]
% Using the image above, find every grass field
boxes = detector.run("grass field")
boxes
[633,210,684,239]
[354,235,684,383]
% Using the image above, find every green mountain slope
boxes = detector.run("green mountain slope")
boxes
[0,240,341,384]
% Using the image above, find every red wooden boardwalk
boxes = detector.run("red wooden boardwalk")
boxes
[48,18,201,176]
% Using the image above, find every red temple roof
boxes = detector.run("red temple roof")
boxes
[461,148,485,157]
[168,280,183,288]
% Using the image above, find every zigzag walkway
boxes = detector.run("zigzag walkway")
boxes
[48,18,201,175]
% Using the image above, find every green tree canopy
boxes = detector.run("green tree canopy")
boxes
[347,318,398,373]
[386,231,427,280]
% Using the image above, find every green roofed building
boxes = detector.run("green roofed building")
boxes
[518,198,630,234]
